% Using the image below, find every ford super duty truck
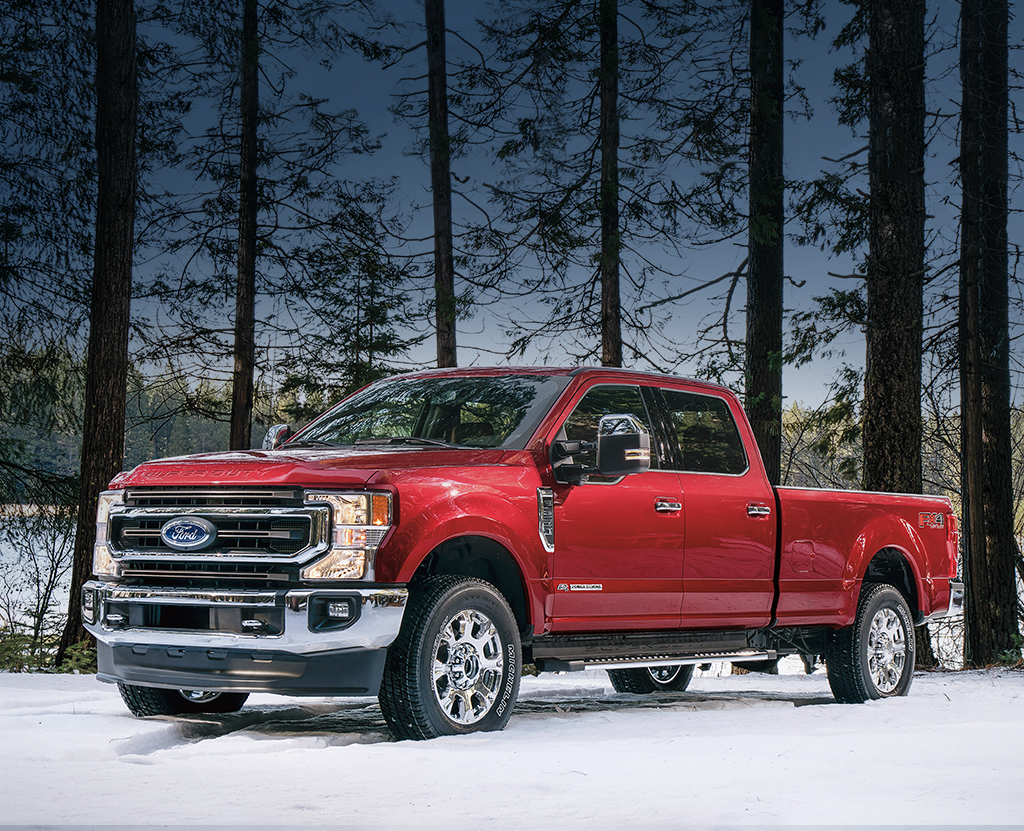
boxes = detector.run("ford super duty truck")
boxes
[83,367,963,739]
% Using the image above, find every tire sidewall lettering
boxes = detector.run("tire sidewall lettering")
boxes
[495,642,517,717]
[430,590,520,729]
[859,587,914,699]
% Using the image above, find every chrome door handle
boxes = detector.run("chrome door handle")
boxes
[746,503,772,518]
[655,499,682,513]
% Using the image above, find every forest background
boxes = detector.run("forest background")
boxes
[0,0,1021,674]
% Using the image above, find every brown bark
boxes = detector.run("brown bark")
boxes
[960,0,1018,667]
[230,0,258,450]
[58,0,137,663]
[598,0,621,367]
[862,0,925,497]
[862,0,933,667]
[426,0,457,368]
[745,0,784,485]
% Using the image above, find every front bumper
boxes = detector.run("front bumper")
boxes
[83,581,407,696]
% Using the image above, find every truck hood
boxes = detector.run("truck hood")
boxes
[109,446,511,489]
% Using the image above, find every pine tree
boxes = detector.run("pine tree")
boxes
[745,0,785,484]
[960,0,1019,667]
[137,1,408,432]
[425,0,458,367]
[58,0,137,662]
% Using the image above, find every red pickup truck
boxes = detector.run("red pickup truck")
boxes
[83,367,963,739]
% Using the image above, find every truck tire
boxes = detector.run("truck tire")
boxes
[826,583,915,703]
[117,684,249,716]
[379,575,521,740]
[608,665,694,693]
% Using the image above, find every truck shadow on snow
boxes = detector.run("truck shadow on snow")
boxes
[113,690,835,758]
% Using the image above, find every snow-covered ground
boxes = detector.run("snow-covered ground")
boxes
[2,659,1022,827]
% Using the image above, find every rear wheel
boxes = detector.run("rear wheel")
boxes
[826,583,915,703]
[379,575,521,740]
[608,665,694,694]
[117,684,249,716]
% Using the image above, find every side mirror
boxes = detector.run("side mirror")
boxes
[596,414,651,477]
[550,437,593,485]
[262,424,293,450]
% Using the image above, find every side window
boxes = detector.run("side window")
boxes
[559,385,657,477]
[662,389,747,474]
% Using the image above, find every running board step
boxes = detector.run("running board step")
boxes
[530,628,751,660]
[535,649,777,673]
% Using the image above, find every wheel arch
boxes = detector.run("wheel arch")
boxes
[844,513,930,622]
[860,546,921,620]
[409,535,531,636]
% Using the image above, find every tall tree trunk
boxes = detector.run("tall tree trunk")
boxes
[598,0,621,367]
[862,0,934,667]
[58,0,137,663]
[745,0,784,485]
[230,0,258,450]
[426,0,457,367]
[960,0,1018,667]
[863,0,925,496]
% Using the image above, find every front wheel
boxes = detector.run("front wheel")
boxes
[117,684,249,716]
[826,583,915,703]
[608,665,694,693]
[379,575,522,740]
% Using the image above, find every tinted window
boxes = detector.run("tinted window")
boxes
[662,389,747,474]
[559,385,656,478]
[296,374,570,449]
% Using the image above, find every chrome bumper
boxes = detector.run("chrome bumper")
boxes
[82,581,407,655]
[923,580,964,622]
[83,581,408,696]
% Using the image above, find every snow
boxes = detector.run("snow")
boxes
[2,659,1023,827]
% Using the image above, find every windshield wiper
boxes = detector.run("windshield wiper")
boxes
[353,436,460,448]
[280,439,341,448]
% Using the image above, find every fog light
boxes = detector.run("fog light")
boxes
[327,600,353,620]
[82,588,96,625]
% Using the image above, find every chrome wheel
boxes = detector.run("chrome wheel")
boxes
[118,684,248,716]
[650,666,682,684]
[380,575,521,739]
[431,608,505,725]
[178,690,223,704]
[867,607,907,693]
[826,583,915,703]
[608,664,693,693]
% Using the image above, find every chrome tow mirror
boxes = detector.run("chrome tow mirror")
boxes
[596,414,651,477]
[262,424,293,450]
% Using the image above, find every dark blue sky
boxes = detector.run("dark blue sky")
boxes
[143,0,1022,406]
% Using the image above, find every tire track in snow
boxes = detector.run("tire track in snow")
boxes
[114,700,389,759]
[113,689,832,759]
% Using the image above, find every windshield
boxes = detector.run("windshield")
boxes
[292,374,571,449]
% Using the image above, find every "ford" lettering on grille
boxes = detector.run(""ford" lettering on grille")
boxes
[160,517,217,551]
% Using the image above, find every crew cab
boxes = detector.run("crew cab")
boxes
[83,367,963,738]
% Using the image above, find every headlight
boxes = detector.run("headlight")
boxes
[93,490,124,578]
[301,492,392,580]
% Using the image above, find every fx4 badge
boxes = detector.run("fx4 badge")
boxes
[919,512,945,529]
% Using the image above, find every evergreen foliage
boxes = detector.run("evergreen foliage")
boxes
[0,0,1019,669]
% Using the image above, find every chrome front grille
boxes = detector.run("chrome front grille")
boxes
[118,560,290,582]
[109,488,329,565]
[116,516,312,555]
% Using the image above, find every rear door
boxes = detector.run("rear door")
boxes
[654,386,776,629]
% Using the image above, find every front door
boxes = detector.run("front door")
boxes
[549,384,685,632]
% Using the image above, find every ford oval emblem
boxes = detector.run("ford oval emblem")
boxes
[160,517,217,551]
